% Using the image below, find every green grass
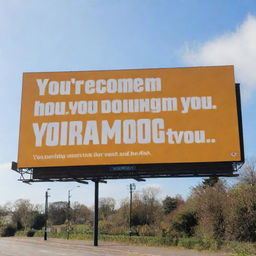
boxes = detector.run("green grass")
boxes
[225,241,256,256]
[15,230,256,256]
[16,230,177,246]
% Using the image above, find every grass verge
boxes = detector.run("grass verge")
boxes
[15,231,256,255]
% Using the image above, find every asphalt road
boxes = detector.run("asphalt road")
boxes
[0,237,228,256]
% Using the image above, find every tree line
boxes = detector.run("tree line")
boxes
[0,159,256,243]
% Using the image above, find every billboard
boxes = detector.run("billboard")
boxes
[18,66,242,169]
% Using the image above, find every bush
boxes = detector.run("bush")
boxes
[225,241,256,255]
[138,224,155,236]
[27,230,35,237]
[171,210,197,237]
[225,184,256,242]
[1,225,16,237]
[99,221,114,234]
[16,220,24,231]
[99,220,127,235]
[178,237,222,251]
[178,237,201,249]
[31,214,45,230]
[196,238,222,251]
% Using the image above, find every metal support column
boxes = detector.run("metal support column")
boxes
[129,185,132,235]
[94,180,99,246]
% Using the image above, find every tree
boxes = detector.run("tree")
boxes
[220,159,256,242]
[187,179,227,240]
[107,199,129,227]
[239,158,256,186]
[162,196,178,215]
[99,198,115,220]
[12,199,34,230]
[126,186,162,227]
[202,176,219,188]
[48,201,68,225]
[171,210,198,237]
[0,205,9,217]
[225,183,256,242]
[31,213,46,230]
[141,186,162,225]
[71,202,93,224]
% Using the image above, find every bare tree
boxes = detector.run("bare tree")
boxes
[12,199,34,230]
[239,158,256,186]
[99,197,116,220]
[71,202,93,224]
[187,180,227,240]
[48,201,68,225]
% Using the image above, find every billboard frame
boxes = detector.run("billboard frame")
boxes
[12,83,244,182]
[17,66,243,169]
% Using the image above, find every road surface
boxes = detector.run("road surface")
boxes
[0,237,228,256]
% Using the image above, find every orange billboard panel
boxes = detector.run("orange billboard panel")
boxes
[18,66,242,168]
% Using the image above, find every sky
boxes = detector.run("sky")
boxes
[0,0,256,208]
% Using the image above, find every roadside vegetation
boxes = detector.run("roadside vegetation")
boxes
[1,159,256,256]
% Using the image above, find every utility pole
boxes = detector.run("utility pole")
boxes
[67,190,71,240]
[67,185,80,240]
[129,183,136,236]
[44,188,50,241]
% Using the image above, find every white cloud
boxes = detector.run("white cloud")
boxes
[182,15,256,100]
[142,183,162,191]
[0,162,10,169]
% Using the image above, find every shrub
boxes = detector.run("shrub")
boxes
[27,230,35,237]
[225,241,256,255]
[1,225,16,237]
[99,220,127,235]
[178,237,201,249]
[162,196,178,214]
[178,237,222,251]
[31,213,45,230]
[225,185,256,242]
[171,210,197,237]
[16,220,24,231]
[138,224,155,236]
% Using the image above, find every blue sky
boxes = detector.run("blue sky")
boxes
[0,0,256,207]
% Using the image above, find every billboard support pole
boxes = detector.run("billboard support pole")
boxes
[94,180,99,246]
